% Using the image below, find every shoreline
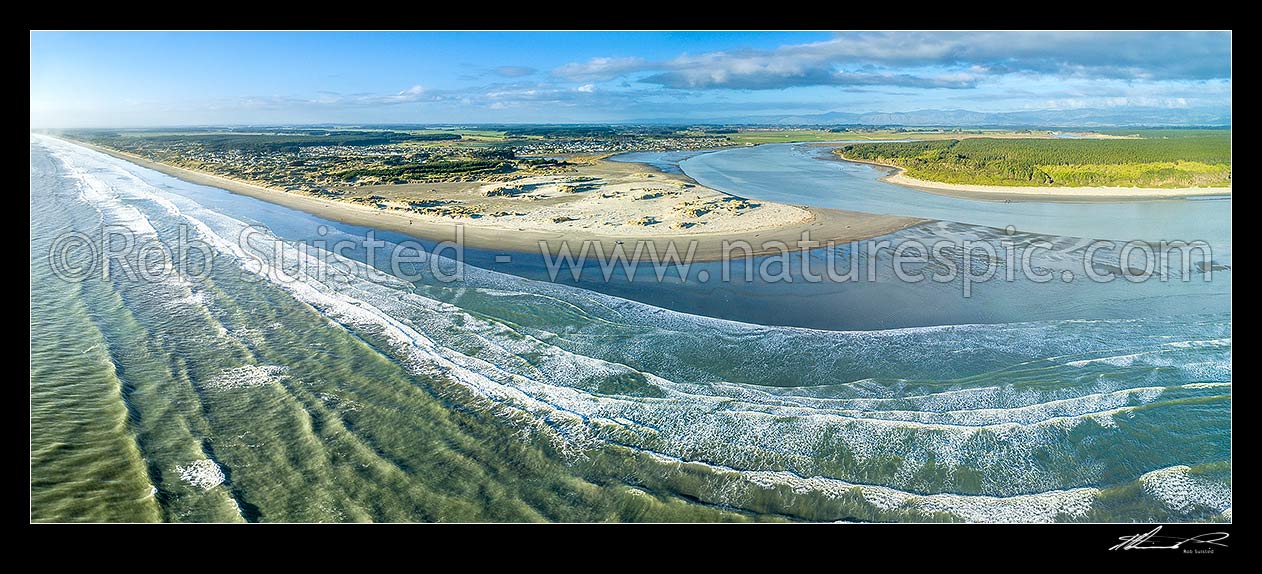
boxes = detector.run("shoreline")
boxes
[831,150,1232,203]
[69,139,925,261]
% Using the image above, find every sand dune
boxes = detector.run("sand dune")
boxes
[77,141,923,261]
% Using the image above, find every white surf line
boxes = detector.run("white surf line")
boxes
[1140,465,1232,515]
[79,182,1189,474]
[636,449,1101,523]
[58,137,1230,510]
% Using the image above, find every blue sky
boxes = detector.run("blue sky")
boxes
[29,31,1231,127]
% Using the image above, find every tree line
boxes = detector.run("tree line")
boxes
[838,134,1230,187]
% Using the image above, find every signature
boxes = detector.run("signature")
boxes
[1110,526,1229,551]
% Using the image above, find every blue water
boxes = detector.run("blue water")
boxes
[609,149,716,175]
[31,135,1232,522]
[674,143,1232,254]
[614,144,1232,329]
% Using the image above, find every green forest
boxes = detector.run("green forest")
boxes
[837,132,1231,188]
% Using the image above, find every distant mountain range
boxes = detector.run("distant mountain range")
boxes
[651,107,1231,128]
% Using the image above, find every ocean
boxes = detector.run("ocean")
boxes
[30,135,1231,522]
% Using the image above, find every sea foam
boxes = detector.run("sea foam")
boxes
[203,365,289,391]
[46,135,1232,521]
[175,459,226,490]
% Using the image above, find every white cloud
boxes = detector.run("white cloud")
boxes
[552,32,1230,91]
[493,66,536,77]
[553,57,647,81]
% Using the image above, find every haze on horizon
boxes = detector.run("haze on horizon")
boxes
[29,31,1231,128]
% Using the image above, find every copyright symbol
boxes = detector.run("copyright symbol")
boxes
[48,231,97,282]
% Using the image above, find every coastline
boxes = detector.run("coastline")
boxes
[70,139,925,261]
[832,150,1232,203]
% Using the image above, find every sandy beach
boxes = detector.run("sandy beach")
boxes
[835,152,1231,202]
[76,141,923,261]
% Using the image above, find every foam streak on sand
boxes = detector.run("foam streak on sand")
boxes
[882,171,1230,200]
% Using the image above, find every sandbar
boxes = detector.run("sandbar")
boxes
[72,140,925,261]
[834,151,1231,203]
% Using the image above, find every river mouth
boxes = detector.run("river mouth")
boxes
[607,143,1231,330]
[619,143,1231,247]
[30,136,1232,523]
